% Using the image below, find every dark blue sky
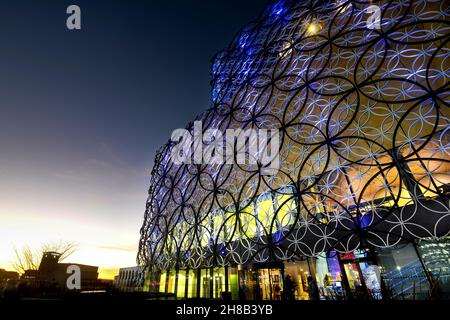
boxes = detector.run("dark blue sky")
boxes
[0,0,268,274]
[0,0,268,173]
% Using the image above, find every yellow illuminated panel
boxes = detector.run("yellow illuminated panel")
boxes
[168,270,176,294]
[187,269,196,298]
[159,272,166,293]
[177,271,186,298]
[198,215,213,247]
[225,211,239,241]
[275,194,296,227]
[256,194,276,234]
[240,202,256,239]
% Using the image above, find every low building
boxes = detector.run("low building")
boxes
[115,266,144,292]
[37,251,100,291]
[0,269,19,298]
[0,268,19,290]
[0,269,19,282]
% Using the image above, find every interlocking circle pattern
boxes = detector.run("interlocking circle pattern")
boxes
[138,0,450,271]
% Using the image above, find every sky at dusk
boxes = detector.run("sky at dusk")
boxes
[0,0,268,279]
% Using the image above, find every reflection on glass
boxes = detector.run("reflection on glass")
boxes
[187,269,197,298]
[377,243,430,300]
[418,237,450,299]
[200,269,210,298]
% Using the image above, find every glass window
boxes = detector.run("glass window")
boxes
[229,266,239,299]
[256,192,276,234]
[376,243,430,300]
[359,262,382,299]
[224,205,239,242]
[213,267,226,299]
[403,136,450,198]
[167,269,176,294]
[238,265,258,300]
[274,192,296,228]
[315,252,344,300]
[285,261,311,300]
[186,269,197,298]
[200,268,211,298]
[159,271,167,293]
[177,270,186,298]
[417,237,450,299]
[240,202,257,239]
[257,268,283,300]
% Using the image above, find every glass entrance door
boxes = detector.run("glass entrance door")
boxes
[359,262,382,299]
[342,261,382,299]
[343,262,365,295]
[257,268,283,300]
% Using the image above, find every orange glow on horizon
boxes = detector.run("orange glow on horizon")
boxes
[0,210,140,280]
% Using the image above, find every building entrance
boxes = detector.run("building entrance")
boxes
[257,268,283,300]
[252,262,284,300]
[340,251,382,299]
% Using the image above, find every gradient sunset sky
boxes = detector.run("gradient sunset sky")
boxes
[0,0,267,279]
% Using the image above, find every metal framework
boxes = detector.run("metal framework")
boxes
[138,0,450,271]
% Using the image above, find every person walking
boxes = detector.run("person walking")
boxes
[308,276,320,300]
[284,274,296,300]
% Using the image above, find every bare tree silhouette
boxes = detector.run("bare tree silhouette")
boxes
[12,241,78,274]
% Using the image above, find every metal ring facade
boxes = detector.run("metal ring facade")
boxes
[138,0,450,273]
